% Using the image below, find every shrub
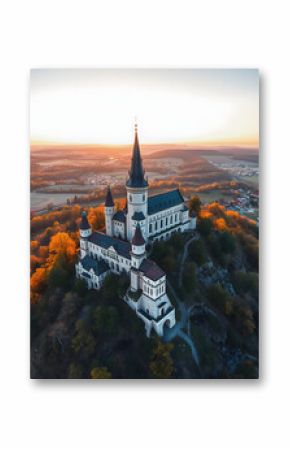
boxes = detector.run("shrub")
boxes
[207,284,233,316]
[197,217,213,236]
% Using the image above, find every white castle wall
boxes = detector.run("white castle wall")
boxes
[126,187,148,241]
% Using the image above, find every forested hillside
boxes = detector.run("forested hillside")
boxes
[30,198,258,379]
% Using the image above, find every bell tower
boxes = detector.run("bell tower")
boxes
[126,122,148,242]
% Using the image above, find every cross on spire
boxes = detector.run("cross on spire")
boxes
[134,116,138,133]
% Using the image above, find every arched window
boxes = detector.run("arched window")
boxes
[129,194,132,202]
[149,224,152,233]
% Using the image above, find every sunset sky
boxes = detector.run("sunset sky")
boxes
[30,69,259,147]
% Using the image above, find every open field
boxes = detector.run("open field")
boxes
[31,144,259,212]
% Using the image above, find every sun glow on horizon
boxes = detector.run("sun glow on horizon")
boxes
[30,69,259,147]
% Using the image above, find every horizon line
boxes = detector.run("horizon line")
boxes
[31,139,259,150]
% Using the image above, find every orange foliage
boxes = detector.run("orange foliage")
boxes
[214,218,228,231]
[31,267,47,294]
[30,255,41,271]
[208,202,226,217]
[226,210,240,219]
[115,198,127,211]
[31,240,40,254]
[38,246,49,259]
[48,232,76,268]
[87,206,105,230]
[199,210,213,219]
[31,205,82,234]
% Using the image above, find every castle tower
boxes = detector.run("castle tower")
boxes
[79,211,92,258]
[104,185,115,236]
[126,123,148,242]
[130,224,146,291]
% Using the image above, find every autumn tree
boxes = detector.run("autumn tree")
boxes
[149,341,174,378]
[87,206,105,230]
[214,218,227,232]
[90,366,112,379]
[30,255,41,272]
[189,195,201,215]
[208,202,226,218]
[71,320,96,358]
[197,217,213,237]
[207,284,233,316]
[67,362,83,379]
[31,267,47,303]
[30,240,40,254]
[48,232,76,268]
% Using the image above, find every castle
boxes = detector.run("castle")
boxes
[75,124,196,337]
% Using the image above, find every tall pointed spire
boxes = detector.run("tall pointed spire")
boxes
[80,210,90,230]
[105,185,114,207]
[126,122,148,188]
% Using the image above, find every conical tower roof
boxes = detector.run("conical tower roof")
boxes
[126,124,148,188]
[132,223,145,246]
[105,185,114,207]
[80,211,90,230]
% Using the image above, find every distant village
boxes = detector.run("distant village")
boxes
[219,187,259,223]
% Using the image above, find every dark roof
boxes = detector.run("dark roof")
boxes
[126,126,148,188]
[132,211,145,221]
[113,210,126,223]
[132,224,145,246]
[88,232,131,259]
[80,211,90,230]
[148,189,184,215]
[105,186,114,207]
[140,259,165,281]
[80,255,109,275]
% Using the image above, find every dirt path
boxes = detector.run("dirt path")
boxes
[164,280,200,368]
[178,233,198,289]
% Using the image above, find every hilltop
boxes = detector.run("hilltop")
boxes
[30,199,258,379]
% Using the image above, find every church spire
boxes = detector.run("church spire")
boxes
[105,185,114,207]
[80,210,90,230]
[126,122,148,188]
